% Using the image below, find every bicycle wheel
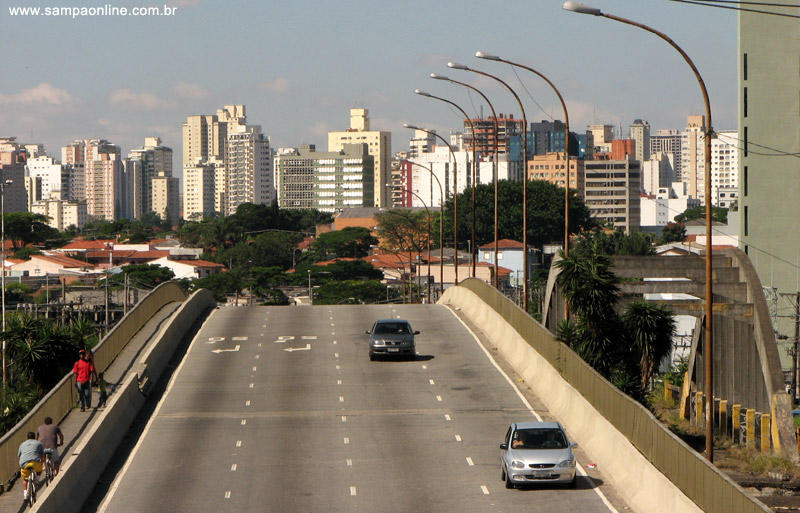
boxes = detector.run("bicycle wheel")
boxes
[28,477,36,507]
[46,459,54,484]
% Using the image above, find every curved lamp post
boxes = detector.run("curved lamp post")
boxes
[400,159,445,297]
[430,73,501,288]
[447,62,528,307]
[0,179,9,386]
[564,0,715,462]
[476,52,573,312]
[404,124,460,285]
[414,89,479,277]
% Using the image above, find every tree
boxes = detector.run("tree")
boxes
[193,272,241,302]
[675,205,728,224]
[12,246,43,260]
[622,301,676,390]
[106,264,175,289]
[660,222,686,244]
[4,213,61,250]
[375,209,430,256]
[314,280,393,305]
[312,227,377,259]
[572,229,655,258]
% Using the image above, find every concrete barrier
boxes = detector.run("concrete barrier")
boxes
[441,285,704,513]
[136,289,215,395]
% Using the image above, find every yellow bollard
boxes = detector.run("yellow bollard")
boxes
[746,409,756,450]
[664,379,671,402]
[719,400,728,439]
[695,391,704,427]
[760,414,771,453]
[732,404,741,444]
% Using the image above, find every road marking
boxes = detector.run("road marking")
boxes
[346,459,352,467]
[466,457,474,466]
[284,343,311,352]
[339,396,344,402]
[232,336,248,341]
[275,336,295,343]
[258,342,262,347]
[241,419,246,426]
[212,345,240,354]
[436,395,443,402]
[333,340,337,345]
[422,365,428,369]
[337,379,342,385]
[231,464,237,471]
[262,324,267,328]
[429,379,435,385]
[350,486,357,496]
[249,383,254,389]
[255,354,260,359]
[253,366,257,371]
[236,441,242,447]
[206,337,225,343]
[342,415,347,422]
[302,336,318,340]
[344,437,349,445]
[455,435,462,442]
[450,309,621,513]
[335,352,339,358]
[444,414,451,421]
[336,365,341,370]
[481,485,489,495]
[245,400,250,406]
[225,491,231,499]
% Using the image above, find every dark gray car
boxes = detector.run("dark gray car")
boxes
[366,319,419,360]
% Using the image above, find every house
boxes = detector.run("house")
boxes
[478,239,538,287]
[147,256,225,279]
[11,253,95,277]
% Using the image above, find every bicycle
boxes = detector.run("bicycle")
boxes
[22,462,39,508]
[44,451,55,484]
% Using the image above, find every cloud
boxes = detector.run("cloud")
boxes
[172,81,207,99]
[0,83,78,106]
[258,77,291,94]
[108,88,175,110]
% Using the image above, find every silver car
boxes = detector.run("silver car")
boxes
[499,421,578,488]
[366,319,418,360]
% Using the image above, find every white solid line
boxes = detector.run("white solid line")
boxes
[225,491,231,499]
[466,457,474,466]
[481,485,489,495]
[455,435,462,442]
[236,441,242,447]
[350,486,357,496]
[231,464,237,471]
[448,309,620,513]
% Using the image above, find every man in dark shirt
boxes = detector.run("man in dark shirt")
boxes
[36,417,64,475]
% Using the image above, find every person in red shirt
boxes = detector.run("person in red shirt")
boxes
[73,349,96,412]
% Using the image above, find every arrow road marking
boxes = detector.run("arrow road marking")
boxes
[274,336,294,344]
[284,343,311,352]
[212,345,240,354]
[207,337,225,344]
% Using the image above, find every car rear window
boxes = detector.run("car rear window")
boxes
[374,323,411,335]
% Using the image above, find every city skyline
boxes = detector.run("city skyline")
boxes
[2,0,737,181]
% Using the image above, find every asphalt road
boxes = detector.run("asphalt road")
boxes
[90,304,630,513]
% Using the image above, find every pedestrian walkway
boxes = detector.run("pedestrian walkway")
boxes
[0,302,182,513]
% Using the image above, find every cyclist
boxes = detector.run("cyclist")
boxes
[18,432,44,501]
[36,417,64,475]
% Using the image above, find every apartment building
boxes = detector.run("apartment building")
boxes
[275,144,374,212]
[0,138,30,213]
[463,114,523,159]
[629,119,650,163]
[583,159,641,233]
[225,124,273,215]
[127,137,174,220]
[527,152,584,197]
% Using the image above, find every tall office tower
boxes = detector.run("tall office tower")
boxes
[588,124,615,154]
[26,155,71,200]
[680,115,706,202]
[408,129,436,159]
[463,114,523,159]
[328,109,390,208]
[225,124,273,215]
[81,140,125,221]
[739,0,800,365]
[650,129,682,180]
[629,119,650,163]
[275,144,374,212]
[127,137,174,220]
[182,105,248,218]
[709,130,738,207]
[583,159,641,233]
[0,137,30,213]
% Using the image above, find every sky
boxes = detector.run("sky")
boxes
[0,0,737,181]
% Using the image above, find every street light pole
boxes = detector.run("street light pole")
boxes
[390,187,433,303]
[430,73,501,288]
[450,61,529,310]
[0,179,10,386]
[307,270,312,305]
[414,90,479,277]
[564,0,715,462]
[400,159,445,297]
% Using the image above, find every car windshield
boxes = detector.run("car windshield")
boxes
[510,428,567,450]
[374,323,411,335]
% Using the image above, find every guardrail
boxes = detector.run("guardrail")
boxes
[0,281,188,491]
[453,278,769,513]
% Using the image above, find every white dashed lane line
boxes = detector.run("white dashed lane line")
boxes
[466,457,474,466]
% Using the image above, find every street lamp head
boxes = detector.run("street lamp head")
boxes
[562,1,602,15]
[414,89,432,97]
[475,51,501,61]
[447,62,470,71]
[430,73,450,81]
[3,180,10,185]
[403,123,422,131]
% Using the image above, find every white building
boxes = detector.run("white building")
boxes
[641,152,675,197]
[30,198,88,230]
[225,124,273,215]
[26,155,70,200]
[127,137,174,220]
[710,130,738,208]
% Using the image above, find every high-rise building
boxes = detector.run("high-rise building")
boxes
[275,144,374,212]
[641,152,675,197]
[82,140,125,221]
[583,159,641,233]
[183,162,217,220]
[527,152,584,197]
[629,119,650,163]
[152,172,180,226]
[127,137,174,220]
[680,115,706,202]
[328,109,390,208]
[0,138,28,213]
[710,130,738,208]
[225,124,273,215]
[26,155,71,201]
[463,114,523,159]
[589,124,615,154]
[30,198,88,230]
[650,129,682,180]
[408,129,436,159]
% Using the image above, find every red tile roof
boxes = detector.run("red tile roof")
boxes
[187,259,225,268]
[61,239,115,250]
[35,254,93,268]
[479,239,525,250]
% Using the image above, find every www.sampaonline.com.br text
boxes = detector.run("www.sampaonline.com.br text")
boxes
[8,4,177,18]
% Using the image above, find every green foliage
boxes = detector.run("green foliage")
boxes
[292,260,383,285]
[312,227,377,260]
[313,280,394,305]
[660,222,687,244]
[675,205,728,224]
[443,180,595,250]
[193,272,241,302]
[573,230,655,258]
[375,209,431,255]
[4,282,33,303]
[622,301,676,389]
[662,355,689,388]
[4,212,61,250]
[106,264,175,289]
[12,246,43,260]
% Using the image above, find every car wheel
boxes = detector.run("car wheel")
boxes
[505,468,514,489]
[500,466,507,482]
[369,352,376,361]
[567,476,577,489]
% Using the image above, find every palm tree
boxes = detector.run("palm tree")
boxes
[623,300,676,390]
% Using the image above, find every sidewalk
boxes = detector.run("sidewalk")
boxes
[0,302,182,513]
